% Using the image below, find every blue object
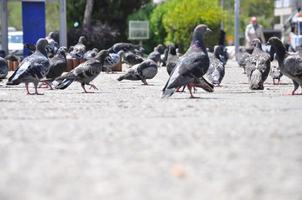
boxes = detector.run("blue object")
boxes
[22,0,46,57]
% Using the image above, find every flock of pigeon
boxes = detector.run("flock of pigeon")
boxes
[0,24,302,98]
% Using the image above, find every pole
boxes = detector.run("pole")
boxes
[220,0,224,30]
[1,0,8,54]
[59,0,67,47]
[234,0,240,54]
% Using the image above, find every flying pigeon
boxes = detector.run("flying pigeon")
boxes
[6,38,50,95]
[162,24,213,98]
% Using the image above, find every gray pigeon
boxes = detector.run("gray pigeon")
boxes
[245,39,271,90]
[122,51,144,66]
[162,24,213,98]
[55,50,109,93]
[270,64,283,85]
[42,46,67,88]
[236,47,252,74]
[147,50,161,64]
[109,43,142,54]
[206,51,225,86]
[70,36,86,59]
[6,38,50,95]
[102,51,123,72]
[0,57,8,79]
[83,48,99,60]
[117,57,158,85]
[268,37,302,95]
[166,44,178,76]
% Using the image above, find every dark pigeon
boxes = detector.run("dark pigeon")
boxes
[70,36,86,59]
[122,51,144,66]
[109,43,142,54]
[0,57,8,79]
[147,50,161,64]
[268,37,302,95]
[162,24,213,98]
[214,45,228,66]
[165,44,178,76]
[55,50,109,93]
[117,56,158,85]
[6,38,50,95]
[42,46,67,88]
[246,39,271,90]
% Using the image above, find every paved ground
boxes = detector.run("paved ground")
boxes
[0,60,301,200]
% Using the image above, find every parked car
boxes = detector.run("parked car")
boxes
[8,31,23,56]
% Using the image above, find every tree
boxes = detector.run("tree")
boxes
[83,0,95,29]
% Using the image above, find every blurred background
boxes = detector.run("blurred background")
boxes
[0,0,301,54]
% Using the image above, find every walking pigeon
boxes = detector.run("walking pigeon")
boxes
[55,50,109,93]
[206,50,225,86]
[270,64,283,85]
[6,38,50,95]
[165,44,178,76]
[109,43,142,54]
[122,51,144,66]
[268,37,302,95]
[162,24,213,98]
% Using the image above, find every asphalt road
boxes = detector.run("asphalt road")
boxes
[0,59,301,200]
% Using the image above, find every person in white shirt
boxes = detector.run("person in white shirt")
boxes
[245,16,265,48]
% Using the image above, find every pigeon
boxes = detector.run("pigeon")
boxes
[0,57,8,79]
[162,24,213,98]
[268,37,302,95]
[206,51,225,86]
[270,64,283,85]
[6,38,50,95]
[246,39,271,90]
[214,45,228,66]
[147,50,161,64]
[102,51,123,72]
[41,46,67,89]
[55,50,109,93]
[117,56,158,85]
[108,43,142,54]
[83,48,99,60]
[45,32,59,57]
[236,46,252,73]
[165,44,178,76]
[122,51,144,66]
[70,36,86,59]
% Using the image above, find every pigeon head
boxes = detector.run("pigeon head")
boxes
[57,46,67,57]
[191,24,211,48]
[251,38,262,48]
[35,38,49,56]
[168,44,176,55]
[267,37,286,61]
[78,36,86,44]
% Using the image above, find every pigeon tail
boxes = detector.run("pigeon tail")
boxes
[117,75,124,81]
[194,77,214,92]
[55,78,74,90]
[161,88,176,98]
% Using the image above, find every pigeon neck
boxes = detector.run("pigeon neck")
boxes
[37,48,48,57]
[191,33,206,53]
[273,42,286,66]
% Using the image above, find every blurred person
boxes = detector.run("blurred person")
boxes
[245,16,265,48]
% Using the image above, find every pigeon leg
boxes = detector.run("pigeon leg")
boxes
[141,79,148,85]
[81,83,94,93]
[273,79,276,85]
[25,83,34,95]
[34,82,44,95]
[88,83,98,90]
[291,80,299,95]
[187,83,199,98]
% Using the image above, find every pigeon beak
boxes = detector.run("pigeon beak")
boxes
[206,28,212,32]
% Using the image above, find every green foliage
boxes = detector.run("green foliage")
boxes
[150,0,224,50]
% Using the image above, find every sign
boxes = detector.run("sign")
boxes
[128,20,149,40]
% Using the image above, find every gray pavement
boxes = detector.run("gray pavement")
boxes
[0,59,301,200]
